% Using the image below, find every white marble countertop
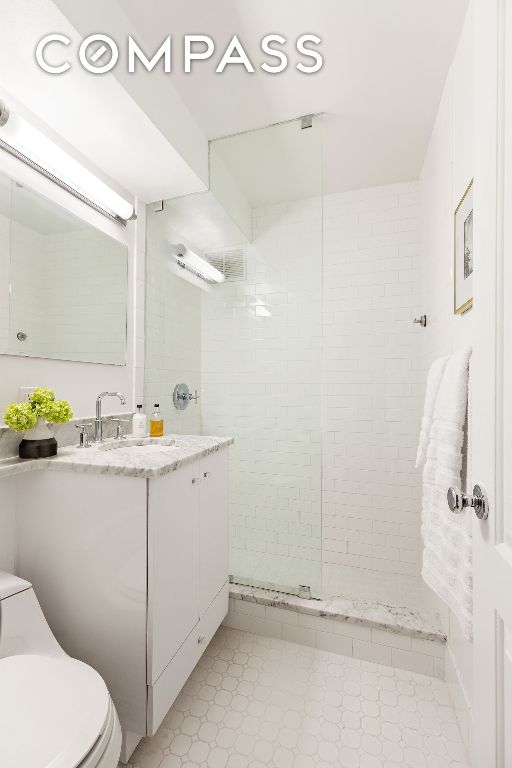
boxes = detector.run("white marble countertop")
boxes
[0,434,234,481]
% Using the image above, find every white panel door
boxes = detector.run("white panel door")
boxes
[148,463,200,684]
[473,1,512,764]
[199,450,229,615]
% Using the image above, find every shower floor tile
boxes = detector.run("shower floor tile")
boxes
[123,626,467,768]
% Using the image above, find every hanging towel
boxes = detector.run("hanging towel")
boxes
[421,347,473,641]
[415,355,449,468]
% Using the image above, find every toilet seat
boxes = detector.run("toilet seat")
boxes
[0,654,112,768]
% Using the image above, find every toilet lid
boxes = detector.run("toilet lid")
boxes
[0,654,110,768]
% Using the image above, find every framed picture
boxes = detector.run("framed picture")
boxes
[454,179,474,314]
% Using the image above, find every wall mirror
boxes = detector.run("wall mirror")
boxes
[0,173,128,365]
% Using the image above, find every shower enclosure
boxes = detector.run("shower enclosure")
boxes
[145,115,424,610]
[146,116,324,598]
[204,119,324,596]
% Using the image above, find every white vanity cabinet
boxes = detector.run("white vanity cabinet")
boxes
[146,451,229,735]
[14,445,230,762]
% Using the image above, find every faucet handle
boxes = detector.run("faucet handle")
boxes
[110,417,128,440]
[75,423,92,448]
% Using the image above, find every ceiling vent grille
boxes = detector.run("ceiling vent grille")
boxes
[204,248,246,282]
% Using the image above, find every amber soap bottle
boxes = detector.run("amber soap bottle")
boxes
[150,403,164,437]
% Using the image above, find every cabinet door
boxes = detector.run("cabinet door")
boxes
[199,449,229,615]
[148,463,200,684]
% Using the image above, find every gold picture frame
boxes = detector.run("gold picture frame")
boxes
[454,179,474,315]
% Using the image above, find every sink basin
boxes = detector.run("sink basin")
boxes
[98,437,176,452]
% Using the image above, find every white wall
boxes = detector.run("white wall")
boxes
[0,149,145,420]
[419,2,474,756]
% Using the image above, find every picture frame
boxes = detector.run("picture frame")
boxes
[454,179,474,314]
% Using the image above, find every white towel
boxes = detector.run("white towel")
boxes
[421,347,473,641]
[415,355,449,468]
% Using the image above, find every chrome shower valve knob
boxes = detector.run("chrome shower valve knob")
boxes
[447,484,489,520]
[173,383,200,410]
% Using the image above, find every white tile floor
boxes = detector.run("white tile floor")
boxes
[124,627,468,768]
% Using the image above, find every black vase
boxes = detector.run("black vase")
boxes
[18,436,58,459]
[18,418,58,459]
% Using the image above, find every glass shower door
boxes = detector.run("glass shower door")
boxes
[203,117,323,596]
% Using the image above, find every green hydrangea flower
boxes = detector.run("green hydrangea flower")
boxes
[29,387,56,410]
[43,400,74,424]
[3,387,73,432]
[3,402,38,432]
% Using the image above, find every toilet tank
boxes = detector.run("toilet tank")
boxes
[0,570,64,659]
[0,570,32,600]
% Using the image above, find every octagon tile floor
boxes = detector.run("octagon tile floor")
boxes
[123,626,468,768]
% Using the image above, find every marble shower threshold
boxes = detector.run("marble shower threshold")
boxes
[229,582,446,643]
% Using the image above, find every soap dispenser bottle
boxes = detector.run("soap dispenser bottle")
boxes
[150,404,164,437]
[132,404,147,437]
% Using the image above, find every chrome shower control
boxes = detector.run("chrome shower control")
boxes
[447,484,489,520]
[173,383,200,410]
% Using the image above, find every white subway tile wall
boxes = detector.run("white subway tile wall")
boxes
[35,229,127,364]
[321,181,423,603]
[201,182,423,603]
[0,210,9,352]
[201,197,323,594]
[2,220,127,365]
[145,206,202,434]
[6,221,45,357]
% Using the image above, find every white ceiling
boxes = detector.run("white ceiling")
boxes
[0,0,207,203]
[118,0,469,193]
[1,0,468,204]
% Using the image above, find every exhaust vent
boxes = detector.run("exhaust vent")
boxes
[204,248,246,282]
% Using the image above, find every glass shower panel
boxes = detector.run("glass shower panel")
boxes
[204,118,323,596]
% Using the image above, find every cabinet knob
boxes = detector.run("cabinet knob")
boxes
[192,477,201,485]
[203,471,211,479]
[197,635,206,645]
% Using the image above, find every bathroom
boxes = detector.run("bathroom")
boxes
[0,1,508,766]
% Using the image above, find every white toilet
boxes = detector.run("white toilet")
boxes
[0,570,122,768]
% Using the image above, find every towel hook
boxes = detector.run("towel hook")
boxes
[413,315,427,327]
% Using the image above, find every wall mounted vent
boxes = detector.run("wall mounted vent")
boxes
[204,248,246,282]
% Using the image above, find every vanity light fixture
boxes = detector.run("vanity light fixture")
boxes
[175,243,225,284]
[0,100,135,224]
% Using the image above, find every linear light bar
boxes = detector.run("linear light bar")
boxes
[0,100,134,224]
[175,243,225,284]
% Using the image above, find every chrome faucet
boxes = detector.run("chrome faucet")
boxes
[94,392,127,442]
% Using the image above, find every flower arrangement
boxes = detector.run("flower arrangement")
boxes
[4,388,73,432]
